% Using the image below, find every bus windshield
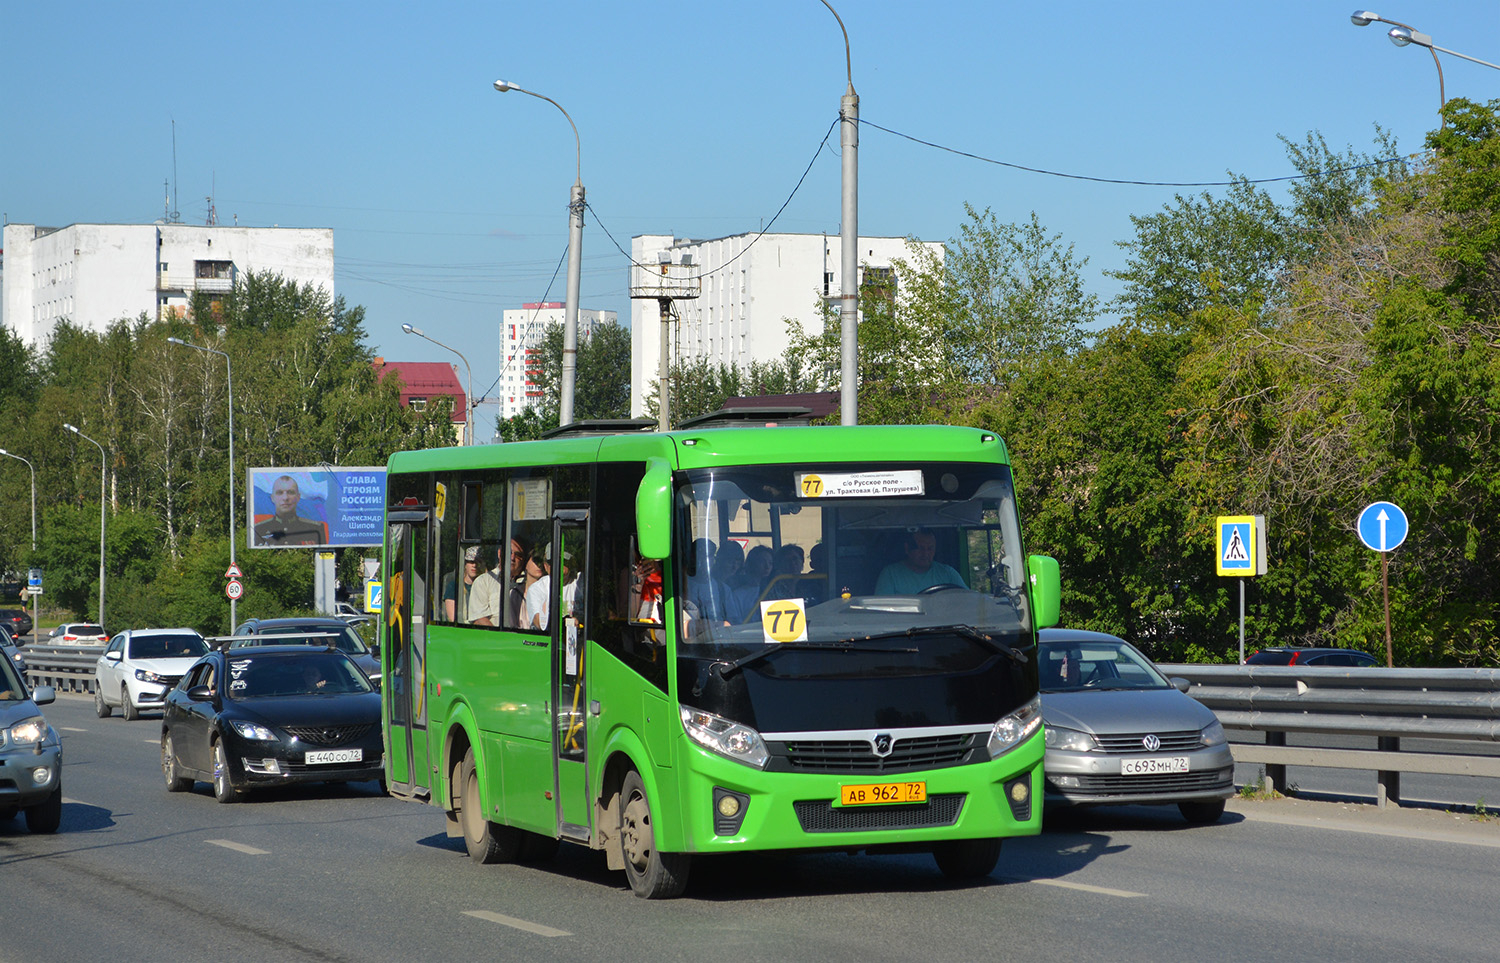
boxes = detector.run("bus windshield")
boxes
[677,461,1030,645]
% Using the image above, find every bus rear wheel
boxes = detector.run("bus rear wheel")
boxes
[932,838,1002,880]
[618,770,689,899]
[457,748,520,864]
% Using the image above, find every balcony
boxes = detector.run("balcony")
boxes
[158,274,234,294]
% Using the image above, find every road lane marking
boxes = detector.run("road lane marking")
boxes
[60,727,88,732]
[463,911,571,937]
[1002,877,1146,898]
[144,739,158,744]
[206,839,270,855]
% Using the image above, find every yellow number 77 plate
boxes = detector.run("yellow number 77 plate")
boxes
[838,781,927,806]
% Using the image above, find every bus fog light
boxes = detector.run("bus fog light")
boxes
[712,787,750,836]
[717,794,741,818]
[1009,780,1030,804]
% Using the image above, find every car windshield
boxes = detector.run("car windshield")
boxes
[224,654,374,698]
[1038,638,1170,692]
[129,633,208,659]
[0,652,25,701]
[673,461,1032,655]
[250,623,368,655]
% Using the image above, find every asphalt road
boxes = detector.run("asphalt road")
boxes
[4,694,1498,963]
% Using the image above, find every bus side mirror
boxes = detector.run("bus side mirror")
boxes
[636,457,672,560]
[1026,555,1060,629]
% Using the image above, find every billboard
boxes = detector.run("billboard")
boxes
[247,467,387,549]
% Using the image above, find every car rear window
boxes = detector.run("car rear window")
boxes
[1246,650,1295,664]
[130,633,208,659]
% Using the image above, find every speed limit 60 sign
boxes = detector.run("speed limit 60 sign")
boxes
[226,579,245,601]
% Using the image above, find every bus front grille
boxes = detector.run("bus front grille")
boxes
[775,734,977,773]
[793,793,965,833]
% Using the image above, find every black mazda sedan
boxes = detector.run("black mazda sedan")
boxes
[160,644,383,802]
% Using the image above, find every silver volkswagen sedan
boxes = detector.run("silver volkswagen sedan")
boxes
[1039,629,1234,823]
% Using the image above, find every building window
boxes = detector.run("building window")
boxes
[196,259,233,279]
[410,398,428,411]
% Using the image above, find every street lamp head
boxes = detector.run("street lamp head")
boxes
[1351,10,1378,26]
[64,423,79,434]
[167,336,185,345]
[1388,25,1422,47]
[493,79,517,93]
[401,323,423,336]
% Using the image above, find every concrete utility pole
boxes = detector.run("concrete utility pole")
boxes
[823,1,860,426]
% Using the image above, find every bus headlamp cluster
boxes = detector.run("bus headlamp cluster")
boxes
[680,706,769,769]
[986,695,1042,758]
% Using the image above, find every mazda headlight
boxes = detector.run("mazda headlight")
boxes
[7,715,49,746]
[680,706,768,769]
[987,695,1043,757]
[1043,724,1099,752]
[1199,718,1226,747]
[230,720,277,741]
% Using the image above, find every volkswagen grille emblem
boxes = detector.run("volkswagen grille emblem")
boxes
[1142,734,1161,752]
[872,733,894,757]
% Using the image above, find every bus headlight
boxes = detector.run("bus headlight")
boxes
[680,706,769,769]
[986,695,1042,758]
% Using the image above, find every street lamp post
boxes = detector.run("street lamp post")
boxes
[1351,11,1500,115]
[63,423,107,629]
[822,0,860,426]
[494,79,583,427]
[401,324,474,445]
[0,448,37,641]
[168,337,238,626]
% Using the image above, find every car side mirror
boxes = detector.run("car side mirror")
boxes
[187,685,215,702]
[31,684,56,705]
[1169,677,1190,694]
[105,651,122,662]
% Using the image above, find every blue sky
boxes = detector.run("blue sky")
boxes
[5,2,1497,425]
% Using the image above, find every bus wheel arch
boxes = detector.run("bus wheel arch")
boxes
[455,746,521,864]
[618,768,689,898]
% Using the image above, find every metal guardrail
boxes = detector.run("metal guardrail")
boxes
[21,644,105,694]
[1160,664,1500,807]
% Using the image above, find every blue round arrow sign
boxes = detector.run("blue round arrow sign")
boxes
[1357,501,1408,553]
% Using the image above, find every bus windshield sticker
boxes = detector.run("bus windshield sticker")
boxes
[512,478,551,520]
[434,482,447,523]
[796,470,924,498]
[760,598,809,644]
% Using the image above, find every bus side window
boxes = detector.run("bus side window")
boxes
[590,462,666,693]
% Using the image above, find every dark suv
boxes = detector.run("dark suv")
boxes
[0,609,33,639]
[1246,647,1379,667]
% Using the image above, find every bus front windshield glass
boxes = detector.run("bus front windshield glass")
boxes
[675,462,1032,654]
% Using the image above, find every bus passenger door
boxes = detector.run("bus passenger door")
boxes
[552,511,591,839]
[384,512,432,800]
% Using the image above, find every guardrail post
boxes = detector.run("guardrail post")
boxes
[1376,736,1401,808]
[1265,731,1287,796]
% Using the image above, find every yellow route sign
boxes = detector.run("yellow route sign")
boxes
[760,599,809,643]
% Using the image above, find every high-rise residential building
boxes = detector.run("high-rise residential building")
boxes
[498,302,615,421]
[1,222,335,347]
[628,232,942,417]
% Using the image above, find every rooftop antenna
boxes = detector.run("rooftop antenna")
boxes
[169,119,181,223]
[206,171,217,226]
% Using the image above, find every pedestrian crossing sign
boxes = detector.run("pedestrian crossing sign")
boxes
[1216,515,1267,577]
[366,580,383,613]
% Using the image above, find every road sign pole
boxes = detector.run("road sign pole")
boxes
[1239,578,1246,664]
[1382,553,1393,667]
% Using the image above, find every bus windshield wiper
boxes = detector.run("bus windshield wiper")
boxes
[714,640,919,679]
[848,624,1030,664]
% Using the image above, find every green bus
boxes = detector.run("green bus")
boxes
[380,420,1060,898]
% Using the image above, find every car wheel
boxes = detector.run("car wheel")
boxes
[932,838,1002,879]
[94,686,112,718]
[618,769,689,898]
[1179,799,1226,824]
[456,747,520,863]
[121,686,139,722]
[212,741,238,804]
[24,786,62,834]
[162,733,193,792]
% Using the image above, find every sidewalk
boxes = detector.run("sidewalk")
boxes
[1228,794,1500,848]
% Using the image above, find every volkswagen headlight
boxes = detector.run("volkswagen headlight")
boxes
[986,695,1043,757]
[1200,718,1226,747]
[680,706,768,769]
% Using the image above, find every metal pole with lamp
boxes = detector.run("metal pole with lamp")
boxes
[168,337,239,626]
[401,324,474,445]
[493,79,583,427]
[821,0,860,426]
[63,423,107,629]
[0,448,37,641]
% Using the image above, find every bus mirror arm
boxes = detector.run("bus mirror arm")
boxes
[636,457,672,560]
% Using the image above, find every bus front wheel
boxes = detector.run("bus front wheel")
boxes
[457,748,521,864]
[932,837,1002,879]
[618,770,689,899]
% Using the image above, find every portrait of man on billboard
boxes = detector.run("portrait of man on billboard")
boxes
[252,473,328,547]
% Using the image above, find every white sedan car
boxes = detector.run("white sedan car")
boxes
[94,629,209,720]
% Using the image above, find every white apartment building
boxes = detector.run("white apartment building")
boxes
[1,222,335,347]
[628,232,942,417]
[498,302,615,421]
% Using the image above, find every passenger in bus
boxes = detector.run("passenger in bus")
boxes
[687,538,729,626]
[874,529,965,595]
[467,545,506,626]
[522,544,551,630]
[724,545,773,623]
[504,537,529,628]
[444,546,482,621]
[761,543,808,602]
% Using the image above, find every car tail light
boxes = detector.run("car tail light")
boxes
[1288,652,1302,664]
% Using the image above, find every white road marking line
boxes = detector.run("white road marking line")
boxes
[144,739,158,744]
[1002,877,1146,898]
[463,911,572,938]
[60,727,88,732]
[206,839,270,855]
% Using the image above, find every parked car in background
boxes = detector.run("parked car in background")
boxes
[1245,646,1379,667]
[1038,628,1235,824]
[0,625,26,677]
[332,601,366,623]
[94,628,210,720]
[160,645,383,802]
[0,608,33,639]
[232,617,380,686]
[49,623,108,645]
[0,643,62,833]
